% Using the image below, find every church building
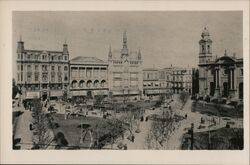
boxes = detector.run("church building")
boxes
[198,28,243,100]
[108,31,143,101]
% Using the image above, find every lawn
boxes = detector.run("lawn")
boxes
[51,114,112,149]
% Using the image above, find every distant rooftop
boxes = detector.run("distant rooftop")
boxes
[70,56,108,65]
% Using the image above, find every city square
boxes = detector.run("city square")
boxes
[12,11,244,150]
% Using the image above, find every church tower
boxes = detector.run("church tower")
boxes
[121,30,129,58]
[199,27,212,64]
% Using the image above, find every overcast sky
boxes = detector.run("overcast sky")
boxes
[13,11,242,75]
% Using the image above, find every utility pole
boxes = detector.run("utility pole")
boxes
[190,123,194,150]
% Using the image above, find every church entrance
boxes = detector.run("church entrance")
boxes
[239,83,243,99]
[210,82,215,96]
[222,82,229,97]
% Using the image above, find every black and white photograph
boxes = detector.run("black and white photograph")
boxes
[12,11,244,150]
[0,0,249,164]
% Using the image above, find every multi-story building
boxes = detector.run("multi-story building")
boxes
[198,27,243,100]
[69,56,109,100]
[161,67,173,93]
[108,31,143,101]
[183,68,193,94]
[163,66,193,94]
[16,37,70,101]
[142,68,167,100]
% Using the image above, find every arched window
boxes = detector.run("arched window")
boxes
[207,45,210,53]
[202,45,205,53]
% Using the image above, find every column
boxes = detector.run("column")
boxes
[78,67,80,78]
[91,67,94,79]
[229,66,236,98]
[84,67,86,79]
[214,67,220,97]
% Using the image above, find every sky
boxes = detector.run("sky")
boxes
[13,11,243,75]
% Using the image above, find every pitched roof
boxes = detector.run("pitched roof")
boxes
[70,56,107,65]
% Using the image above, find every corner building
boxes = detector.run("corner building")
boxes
[16,38,70,100]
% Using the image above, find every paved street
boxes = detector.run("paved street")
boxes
[14,108,33,149]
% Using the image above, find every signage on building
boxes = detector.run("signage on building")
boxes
[25,91,40,99]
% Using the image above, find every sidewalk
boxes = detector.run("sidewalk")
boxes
[14,109,34,149]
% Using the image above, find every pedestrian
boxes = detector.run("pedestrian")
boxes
[132,135,135,142]
[185,114,187,119]
[140,116,144,122]
[145,116,148,122]
[29,123,33,130]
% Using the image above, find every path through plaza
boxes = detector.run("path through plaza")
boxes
[14,109,33,149]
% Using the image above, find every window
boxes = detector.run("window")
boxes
[58,75,62,82]
[42,73,48,82]
[64,75,68,81]
[51,56,54,61]
[35,65,38,71]
[35,73,39,82]
[64,66,68,71]
[27,73,32,82]
[17,65,20,71]
[64,56,68,60]
[27,65,31,71]
[27,54,31,59]
[224,69,228,75]
[51,74,55,82]
[86,69,91,78]
[21,54,23,59]
[51,66,55,71]
[42,65,48,71]
[202,45,205,53]
[18,73,20,81]
[18,54,20,59]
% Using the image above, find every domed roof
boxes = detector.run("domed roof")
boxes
[201,27,210,38]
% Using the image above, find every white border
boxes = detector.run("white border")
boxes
[0,1,249,164]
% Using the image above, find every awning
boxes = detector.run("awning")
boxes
[25,91,40,99]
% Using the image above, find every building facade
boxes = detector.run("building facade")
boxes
[198,27,243,100]
[69,56,109,100]
[16,38,70,101]
[142,68,167,100]
[108,31,143,101]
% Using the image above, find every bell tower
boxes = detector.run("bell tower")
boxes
[199,27,212,64]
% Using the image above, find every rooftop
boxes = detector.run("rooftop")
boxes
[70,56,107,65]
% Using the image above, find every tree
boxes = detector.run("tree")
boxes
[179,91,189,109]
[148,111,183,148]
[31,99,51,149]
[94,95,106,108]
[106,118,126,149]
